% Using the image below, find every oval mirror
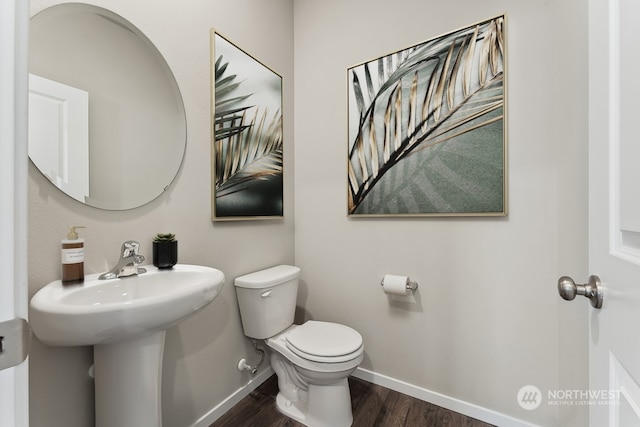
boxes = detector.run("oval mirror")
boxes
[28,4,186,210]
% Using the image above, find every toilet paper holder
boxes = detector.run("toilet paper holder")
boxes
[380,276,418,291]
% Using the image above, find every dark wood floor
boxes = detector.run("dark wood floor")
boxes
[210,374,495,427]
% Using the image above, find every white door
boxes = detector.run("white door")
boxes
[28,74,90,203]
[586,0,640,425]
[0,0,30,426]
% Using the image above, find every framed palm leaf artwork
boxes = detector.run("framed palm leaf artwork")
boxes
[211,31,283,220]
[347,15,507,217]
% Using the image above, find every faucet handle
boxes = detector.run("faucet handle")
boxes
[121,241,141,258]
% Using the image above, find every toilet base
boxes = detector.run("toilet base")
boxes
[275,378,353,427]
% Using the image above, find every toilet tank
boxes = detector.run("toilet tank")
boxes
[233,265,300,339]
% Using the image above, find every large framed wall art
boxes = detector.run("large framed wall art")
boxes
[347,15,507,217]
[211,30,284,220]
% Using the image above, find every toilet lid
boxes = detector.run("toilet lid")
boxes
[286,321,363,362]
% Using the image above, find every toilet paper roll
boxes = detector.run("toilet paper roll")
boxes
[382,274,410,296]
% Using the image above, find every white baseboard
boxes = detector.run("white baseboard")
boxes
[190,367,274,427]
[192,366,537,427]
[352,367,538,427]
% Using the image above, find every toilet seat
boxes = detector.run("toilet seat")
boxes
[285,321,363,363]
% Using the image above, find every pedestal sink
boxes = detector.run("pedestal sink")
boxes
[29,264,225,427]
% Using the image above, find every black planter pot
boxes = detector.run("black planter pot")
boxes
[152,240,178,269]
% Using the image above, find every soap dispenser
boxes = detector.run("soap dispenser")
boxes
[62,226,85,283]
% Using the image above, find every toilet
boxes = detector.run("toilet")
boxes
[234,265,363,427]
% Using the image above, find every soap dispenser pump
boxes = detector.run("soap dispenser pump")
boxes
[62,226,85,283]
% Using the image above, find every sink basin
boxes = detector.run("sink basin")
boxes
[29,263,225,427]
[30,264,225,346]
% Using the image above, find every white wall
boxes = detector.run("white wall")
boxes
[27,0,294,426]
[293,1,588,426]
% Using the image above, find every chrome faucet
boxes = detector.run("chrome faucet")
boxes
[99,240,147,280]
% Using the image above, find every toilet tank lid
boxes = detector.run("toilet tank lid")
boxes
[234,265,300,289]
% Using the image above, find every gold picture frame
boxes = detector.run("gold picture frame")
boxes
[211,30,284,221]
[347,15,507,217]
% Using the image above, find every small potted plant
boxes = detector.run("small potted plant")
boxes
[152,233,177,269]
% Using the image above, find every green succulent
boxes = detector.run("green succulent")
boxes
[154,233,176,242]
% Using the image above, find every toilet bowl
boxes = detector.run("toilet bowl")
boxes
[267,321,363,427]
[234,266,364,427]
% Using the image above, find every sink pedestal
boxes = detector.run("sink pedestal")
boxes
[93,331,166,427]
